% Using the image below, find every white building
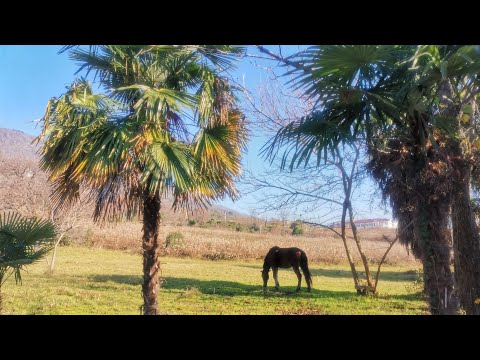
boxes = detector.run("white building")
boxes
[330,218,398,230]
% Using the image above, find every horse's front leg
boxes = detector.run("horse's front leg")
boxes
[262,266,270,293]
[293,266,302,292]
[272,267,280,291]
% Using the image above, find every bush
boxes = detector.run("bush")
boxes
[405,270,424,293]
[250,223,260,232]
[291,221,304,236]
[292,225,303,236]
[235,223,247,232]
[203,252,236,261]
[188,219,196,226]
[166,231,184,248]
[83,228,95,247]
[59,235,72,246]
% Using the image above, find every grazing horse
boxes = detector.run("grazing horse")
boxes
[261,246,312,292]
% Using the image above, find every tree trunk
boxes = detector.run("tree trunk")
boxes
[337,146,372,293]
[0,275,3,315]
[373,234,399,293]
[368,138,460,313]
[347,203,374,289]
[142,190,161,315]
[418,200,458,314]
[436,80,480,313]
[451,164,480,315]
[50,233,65,272]
[340,201,360,289]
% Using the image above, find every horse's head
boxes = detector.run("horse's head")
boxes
[261,268,270,285]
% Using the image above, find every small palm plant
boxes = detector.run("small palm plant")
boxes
[0,212,56,314]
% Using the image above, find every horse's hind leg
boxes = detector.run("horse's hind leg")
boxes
[272,267,280,291]
[293,266,302,292]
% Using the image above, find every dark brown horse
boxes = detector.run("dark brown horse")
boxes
[262,246,312,292]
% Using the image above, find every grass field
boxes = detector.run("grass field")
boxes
[2,246,428,315]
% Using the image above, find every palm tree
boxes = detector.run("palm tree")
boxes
[367,45,480,314]
[260,45,480,314]
[0,212,56,314]
[36,45,248,315]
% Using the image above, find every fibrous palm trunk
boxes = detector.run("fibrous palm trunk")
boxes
[440,79,480,314]
[368,132,459,314]
[142,189,161,315]
[418,197,458,314]
[0,275,3,315]
[451,161,480,315]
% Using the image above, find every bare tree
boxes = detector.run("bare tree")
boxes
[0,155,91,271]
[244,142,379,293]
[241,74,399,294]
[0,157,50,218]
[278,208,290,236]
[48,195,90,272]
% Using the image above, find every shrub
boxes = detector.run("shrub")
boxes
[292,225,303,236]
[249,223,260,232]
[178,285,201,298]
[235,223,247,232]
[188,219,196,226]
[291,221,304,236]
[203,252,236,261]
[166,231,184,248]
[405,270,424,293]
[264,224,274,233]
[84,228,95,247]
[59,235,72,246]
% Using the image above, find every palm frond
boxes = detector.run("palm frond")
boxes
[263,103,366,170]
[38,45,248,222]
[142,140,196,194]
[194,109,247,174]
[0,213,56,285]
[194,45,246,71]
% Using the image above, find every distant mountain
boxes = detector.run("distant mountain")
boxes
[0,128,39,161]
[0,128,252,224]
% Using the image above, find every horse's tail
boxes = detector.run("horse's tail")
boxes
[300,252,313,289]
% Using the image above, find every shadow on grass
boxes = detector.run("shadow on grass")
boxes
[311,268,419,282]
[235,264,419,282]
[90,274,142,285]
[89,274,354,298]
[88,274,424,305]
[162,276,357,299]
[382,292,426,302]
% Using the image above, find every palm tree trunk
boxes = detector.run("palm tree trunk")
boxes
[438,78,480,314]
[418,200,458,314]
[0,275,3,315]
[368,141,459,314]
[451,164,480,315]
[142,189,161,315]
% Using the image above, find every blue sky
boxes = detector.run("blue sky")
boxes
[0,45,391,221]
[0,46,77,134]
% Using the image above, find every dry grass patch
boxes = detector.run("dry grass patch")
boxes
[72,223,416,266]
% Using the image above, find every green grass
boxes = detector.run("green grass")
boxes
[1,246,428,314]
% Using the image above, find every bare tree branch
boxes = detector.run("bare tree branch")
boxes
[256,45,306,71]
